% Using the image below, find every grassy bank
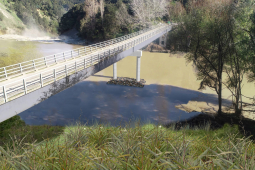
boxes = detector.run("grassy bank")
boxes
[0,113,255,169]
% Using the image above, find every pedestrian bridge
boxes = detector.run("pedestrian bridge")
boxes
[0,23,173,123]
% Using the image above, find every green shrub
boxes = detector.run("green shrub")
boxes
[0,115,25,138]
[0,11,4,21]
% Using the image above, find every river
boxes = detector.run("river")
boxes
[1,40,255,128]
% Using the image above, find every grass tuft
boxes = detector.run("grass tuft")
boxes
[0,113,255,169]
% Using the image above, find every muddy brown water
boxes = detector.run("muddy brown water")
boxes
[1,40,255,128]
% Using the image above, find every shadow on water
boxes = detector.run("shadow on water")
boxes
[92,75,113,78]
[18,81,231,129]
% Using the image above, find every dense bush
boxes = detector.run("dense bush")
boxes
[59,0,138,42]
[58,3,86,33]
[0,26,7,34]
[0,11,4,21]
[0,115,25,138]
[4,0,84,34]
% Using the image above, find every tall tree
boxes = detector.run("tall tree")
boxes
[167,0,255,117]
[130,0,169,27]
[167,0,236,116]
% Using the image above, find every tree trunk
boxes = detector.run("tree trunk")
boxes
[218,42,223,117]
[218,77,222,116]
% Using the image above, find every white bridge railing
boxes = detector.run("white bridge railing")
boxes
[0,23,171,105]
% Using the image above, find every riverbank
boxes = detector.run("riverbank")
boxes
[0,112,255,169]
[1,49,255,168]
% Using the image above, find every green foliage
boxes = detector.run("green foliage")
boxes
[233,0,255,82]
[0,11,4,21]
[58,3,86,33]
[5,0,84,34]
[59,0,137,42]
[166,0,255,116]
[1,124,65,151]
[0,115,25,138]
[0,117,255,169]
[101,3,121,40]
[0,115,64,151]
[0,26,7,34]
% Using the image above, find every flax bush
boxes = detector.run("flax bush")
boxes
[0,118,255,170]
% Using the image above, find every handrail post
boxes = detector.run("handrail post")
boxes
[3,67,7,78]
[23,79,27,94]
[44,57,47,66]
[54,69,56,82]
[78,49,80,55]
[75,61,77,73]
[33,60,36,70]
[54,55,57,63]
[84,47,86,53]
[3,86,7,103]
[65,65,68,76]
[71,51,73,58]
[90,46,92,52]
[40,73,43,87]
[98,53,100,62]
[19,63,22,73]
[63,53,66,61]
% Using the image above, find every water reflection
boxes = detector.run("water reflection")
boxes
[18,81,215,128]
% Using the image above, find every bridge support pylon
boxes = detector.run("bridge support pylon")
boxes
[113,63,117,80]
[130,50,142,82]
[136,56,141,82]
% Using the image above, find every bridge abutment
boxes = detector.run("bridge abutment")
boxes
[159,33,167,47]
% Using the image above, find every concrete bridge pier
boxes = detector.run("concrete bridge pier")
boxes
[112,50,142,81]
[130,50,142,82]
[113,63,117,80]
[136,56,141,82]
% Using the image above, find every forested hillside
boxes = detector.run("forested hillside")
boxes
[0,0,170,40]
[0,0,84,34]
[59,0,169,42]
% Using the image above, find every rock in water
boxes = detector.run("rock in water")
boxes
[106,77,146,88]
